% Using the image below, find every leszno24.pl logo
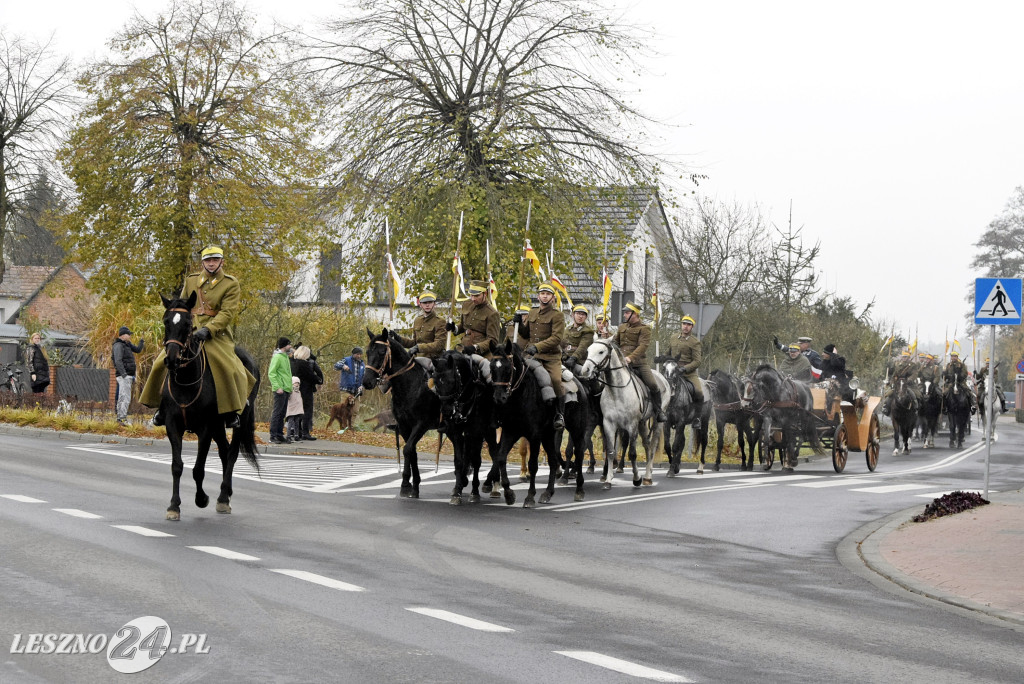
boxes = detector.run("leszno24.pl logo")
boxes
[10,616,209,674]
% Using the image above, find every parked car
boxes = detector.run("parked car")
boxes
[1004,391,1015,410]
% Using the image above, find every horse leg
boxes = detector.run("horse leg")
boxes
[518,438,529,481]
[699,424,710,472]
[662,422,672,459]
[450,436,467,506]
[166,428,184,521]
[601,419,617,489]
[524,440,540,508]
[193,431,212,510]
[212,429,235,513]
[539,433,560,504]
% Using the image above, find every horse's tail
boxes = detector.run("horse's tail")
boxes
[234,346,261,474]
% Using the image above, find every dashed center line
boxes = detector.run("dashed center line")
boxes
[406,607,515,633]
[188,546,260,561]
[554,651,692,682]
[2,494,46,503]
[111,525,175,538]
[270,569,365,592]
[53,508,102,519]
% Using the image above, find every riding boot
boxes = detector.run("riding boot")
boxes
[693,398,704,430]
[151,409,165,427]
[223,412,241,430]
[553,395,566,431]
[650,388,666,422]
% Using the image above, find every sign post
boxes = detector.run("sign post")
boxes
[974,277,1023,498]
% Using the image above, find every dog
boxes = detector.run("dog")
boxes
[362,407,398,432]
[325,395,358,433]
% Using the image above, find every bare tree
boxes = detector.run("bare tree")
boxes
[306,0,665,296]
[0,33,74,281]
[761,207,820,313]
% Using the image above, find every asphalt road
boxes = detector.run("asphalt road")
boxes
[2,417,1023,683]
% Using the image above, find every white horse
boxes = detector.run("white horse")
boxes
[578,338,670,488]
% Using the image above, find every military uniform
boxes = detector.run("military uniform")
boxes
[519,302,565,397]
[141,267,257,416]
[614,313,665,420]
[665,331,704,400]
[942,357,974,411]
[397,311,448,359]
[882,354,922,413]
[976,364,1007,412]
[563,322,595,366]
[779,353,813,382]
[918,359,941,386]
[454,298,501,358]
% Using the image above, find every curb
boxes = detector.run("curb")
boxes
[837,496,1024,631]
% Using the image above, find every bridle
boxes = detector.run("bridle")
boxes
[434,357,479,423]
[365,338,417,392]
[162,306,208,415]
[588,340,636,390]
[491,350,528,396]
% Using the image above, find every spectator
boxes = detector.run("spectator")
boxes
[335,347,365,396]
[111,327,144,423]
[291,345,323,441]
[268,337,293,443]
[26,332,50,395]
[286,376,304,441]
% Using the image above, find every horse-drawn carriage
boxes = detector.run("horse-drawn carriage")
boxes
[750,373,882,473]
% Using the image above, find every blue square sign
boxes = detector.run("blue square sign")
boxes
[975,278,1023,325]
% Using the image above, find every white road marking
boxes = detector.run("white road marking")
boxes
[681,471,767,479]
[544,480,780,512]
[53,508,102,519]
[269,569,365,592]
[2,494,46,503]
[790,478,874,488]
[915,489,988,498]
[405,607,515,633]
[849,484,935,494]
[554,651,692,682]
[111,525,175,537]
[188,546,259,561]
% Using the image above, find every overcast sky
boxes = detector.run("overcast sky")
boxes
[6,0,1023,351]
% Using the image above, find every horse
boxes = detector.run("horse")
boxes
[430,350,500,505]
[158,293,260,521]
[889,378,918,455]
[487,340,558,507]
[561,369,603,476]
[362,328,440,499]
[578,338,667,488]
[944,380,973,449]
[917,380,941,448]
[662,360,713,475]
[740,365,820,471]
[706,368,762,471]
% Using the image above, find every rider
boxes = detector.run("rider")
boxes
[397,290,448,360]
[595,313,614,339]
[447,280,501,358]
[614,302,666,422]
[663,315,704,418]
[562,304,594,371]
[882,349,921,416]
[976,358,1008,413]
[917,353,941,387]
[515,283,567,430]
[779,342,814,382]
[141,245,257,429]
[942,350,977,414]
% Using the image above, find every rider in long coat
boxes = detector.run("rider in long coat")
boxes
[614,302,666,422]
[779,343,814,382]
[516,283,567,429]
[976,358,1007,413]
[141,246,257,428]
[397,290,448,360]
[663,315,704,402]
[448,280,501,358]
[882,350,922,415]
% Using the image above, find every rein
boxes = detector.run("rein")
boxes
[491,353,528,394]
[162,307,208,424]
[366,339,417,392]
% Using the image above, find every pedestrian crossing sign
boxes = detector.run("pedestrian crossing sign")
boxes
[975,277,1022,325]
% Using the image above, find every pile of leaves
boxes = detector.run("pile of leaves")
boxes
[912,490,990,522]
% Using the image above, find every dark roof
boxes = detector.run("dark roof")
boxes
[0,265,58,299]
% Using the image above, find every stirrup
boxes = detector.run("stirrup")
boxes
[224,413,241,429]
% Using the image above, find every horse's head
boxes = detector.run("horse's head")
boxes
[579,338,613,379]
[489,339,521,405]
[433,350,476,422]
[363,327,399,391]
[741,365,780,407]
[708,368,739,403]
[161,291,198,372]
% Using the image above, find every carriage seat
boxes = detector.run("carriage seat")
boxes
[524,358,557,402]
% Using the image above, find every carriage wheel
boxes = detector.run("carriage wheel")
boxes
[831,423,848,473]
[865,413,881,472]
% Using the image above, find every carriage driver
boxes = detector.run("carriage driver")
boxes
[881,349,921,416]
[779,343,814,382]
[942,350,977,414]
[397,290,448,360]
[614,302,666,422]
[141,246,257,429]
[515,283,568,429]
[562,304,595,371]
[446,280,501,358]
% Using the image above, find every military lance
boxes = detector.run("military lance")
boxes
[446,212,464,351]
[512,201,533,345]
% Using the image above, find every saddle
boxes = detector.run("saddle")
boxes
[524,358,557,402]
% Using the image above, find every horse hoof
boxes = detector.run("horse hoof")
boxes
[482,482,493,494]
[615,466,624,474]
[165,510,180,521]
[602,482,612,490]
[504,489,516,506]
[399,486,413,498]
[642,478,653,486]
[470,493,481,503]
[410,490,420,499]
[697,465,704,475]
[782,466,794,473]
[490,487,502,499]
[632,478,642,487]
[519,475,529,483]
[599,475,607,482]
[216,502,231,514]
[574,491,585,502]
[586,465,594,474]
[712,464,720,472]
[666,469,676,478]
[523,498,536,509]
[195,493,209,509]
[539,491,552,504]
[449,496,463,506]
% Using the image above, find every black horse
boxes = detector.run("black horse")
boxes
[362,328,439,499]
[890,378,918,455]
[707,368,762,471]
[741,364,821,471]
[430,350,500,505]
[488,340,565,507]
[550,376,593,501]
[917,379,941,448]
[158,293,260,521]
[663,361,713,475]
[944,380,973,449]
[561,371,602,477]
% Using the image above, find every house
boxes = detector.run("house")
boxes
[0,264,98,335]
[289,186,670,328]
